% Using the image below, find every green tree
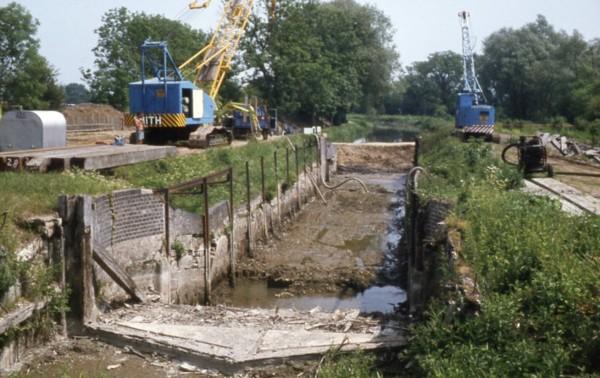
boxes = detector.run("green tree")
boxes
[83,8,210,110]
[401,51,463,116]
[63,83,90,104]
[479,15,590,121]
[0,2,63,110]
[244,0,398,122]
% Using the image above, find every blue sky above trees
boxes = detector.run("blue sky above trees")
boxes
[6,0,600,84]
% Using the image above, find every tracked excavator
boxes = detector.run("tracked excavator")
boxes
[125,0,260,147]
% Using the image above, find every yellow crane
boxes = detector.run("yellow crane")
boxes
[180,0,255,100]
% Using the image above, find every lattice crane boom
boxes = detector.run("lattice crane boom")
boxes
[179,0,255,100]
[458,11,486,104]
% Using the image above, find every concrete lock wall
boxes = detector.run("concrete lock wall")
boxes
[59,139,418,311]
[79,169,320,306]
[1,217,66,373]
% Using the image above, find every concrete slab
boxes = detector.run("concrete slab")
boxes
[88,304,405,373]
[522,180,584,215]
[532,178,600,215]
[0,144,176,172]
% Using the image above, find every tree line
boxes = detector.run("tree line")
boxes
[399,15,600,130]
[1,1,599,130]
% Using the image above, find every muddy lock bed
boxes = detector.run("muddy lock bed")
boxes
[213,173,407,314]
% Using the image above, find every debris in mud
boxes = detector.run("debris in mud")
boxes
[538,132,600,162]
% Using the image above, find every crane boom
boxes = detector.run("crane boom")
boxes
[458,11,485,104]
[179,0,255,99]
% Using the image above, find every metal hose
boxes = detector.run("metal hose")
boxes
[501,143,520,167]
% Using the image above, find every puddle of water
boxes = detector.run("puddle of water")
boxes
[226,279,406,314]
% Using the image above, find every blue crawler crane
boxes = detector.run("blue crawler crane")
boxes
[126,41,229,145]
[125,0,256,146]
[455,11,495,140]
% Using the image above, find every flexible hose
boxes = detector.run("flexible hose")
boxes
[407,166,426,192]
[501,143,520,167]
[310,133,369,193]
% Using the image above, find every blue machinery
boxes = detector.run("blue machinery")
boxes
[125,0,256,146]
[127,41,216,132]
[456,11,495,138]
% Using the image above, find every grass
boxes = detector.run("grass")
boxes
[317,349,381,378]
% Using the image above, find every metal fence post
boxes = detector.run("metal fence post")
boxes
[164,189,170,257]
[274,150,281,226]
[295,146,300,209]
[245,161,253,258]
[260,156,265,203]
[286,147,290,186]
[202,178,211,305]
[228,167,235,287]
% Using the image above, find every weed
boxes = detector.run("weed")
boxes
[172,239,185,261]
[317,349,381,378]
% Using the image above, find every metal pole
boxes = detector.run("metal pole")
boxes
[203,178,211,305]
[274,150,281,226]
[303,143,308,203]
[295,146,300,209]
[303,142,307,173]
[164,190,170,256]
[286,147,290,186]
[228,167,235,287]
[260,156,266,203]
[245,161,253,258]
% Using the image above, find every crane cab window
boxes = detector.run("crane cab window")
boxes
[182,89,193,118]
[480,111,489,124]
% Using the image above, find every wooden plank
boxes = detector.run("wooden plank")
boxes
[92,247,146,303]
[0,300,48,335]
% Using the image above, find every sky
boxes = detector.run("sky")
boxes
[3,0,600,85]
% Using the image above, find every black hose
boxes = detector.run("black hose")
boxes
[0,211,6,232]
[501,143,520,167]
[554,171,600,178]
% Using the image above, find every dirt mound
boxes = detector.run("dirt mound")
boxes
[334,142,415,173]
[61,103,124,131]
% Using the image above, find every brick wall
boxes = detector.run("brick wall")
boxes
[92,189,165,252]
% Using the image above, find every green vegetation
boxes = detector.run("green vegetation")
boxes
[245,0,398,121]
[317,349,380,378]
[406,132,600,376]
[325,114,453,143]
[0,170,127,255]
[400,16,600,133]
